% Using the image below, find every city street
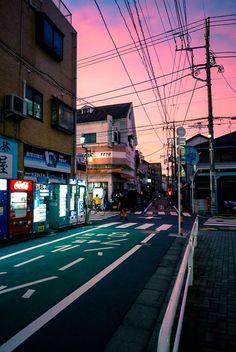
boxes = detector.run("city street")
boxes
[0,208,195,352]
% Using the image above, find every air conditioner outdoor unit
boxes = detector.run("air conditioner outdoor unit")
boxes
[5,94,27,119]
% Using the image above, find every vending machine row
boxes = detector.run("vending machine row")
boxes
[0,179,86,241]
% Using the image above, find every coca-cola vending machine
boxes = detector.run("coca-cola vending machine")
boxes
[8,179,33,239]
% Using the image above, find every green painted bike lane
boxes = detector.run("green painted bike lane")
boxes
[0,222,158,347]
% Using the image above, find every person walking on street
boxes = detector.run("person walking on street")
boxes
[119,193,128,220]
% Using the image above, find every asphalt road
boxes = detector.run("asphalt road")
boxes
[0,208,195,352]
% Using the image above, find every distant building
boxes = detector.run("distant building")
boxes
[76,103,138,201]
[186,131,236,214]
[0,0,77,182]
[148,162,162,198]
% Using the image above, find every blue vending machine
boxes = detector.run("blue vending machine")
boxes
[0,179,8,240]
[48,184,70,229]
[33,183,50,234]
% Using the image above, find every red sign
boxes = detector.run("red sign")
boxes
[10,179,33,192]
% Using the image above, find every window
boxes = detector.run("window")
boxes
[128,134,134,149]
[114,131,121,144]
[36,12,64,62]
[51,98,74,134]
[25,85,43,120]
[83,133,96,144]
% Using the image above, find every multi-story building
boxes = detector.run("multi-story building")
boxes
[76,103,138,202]
[0,0,77,182]
[186,131,236,214]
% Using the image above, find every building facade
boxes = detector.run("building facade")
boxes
[76,103,138,202]
[0,0,77,182]
[186,132,236,214]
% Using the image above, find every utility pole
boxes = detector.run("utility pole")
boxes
[176,17,223,215]
[205,17,217,215]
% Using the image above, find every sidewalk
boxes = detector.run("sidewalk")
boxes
[104,222,236,352]
[179,228,236,352]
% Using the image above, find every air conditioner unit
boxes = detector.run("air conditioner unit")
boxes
[5,95,27,119]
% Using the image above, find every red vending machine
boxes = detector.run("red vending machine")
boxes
[8,179,33,239]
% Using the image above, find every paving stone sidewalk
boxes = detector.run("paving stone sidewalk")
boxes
[179,229,236,352]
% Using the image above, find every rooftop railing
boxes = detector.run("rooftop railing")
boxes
[52,0,72,24]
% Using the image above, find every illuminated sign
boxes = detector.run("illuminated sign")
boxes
[10,180,33,192]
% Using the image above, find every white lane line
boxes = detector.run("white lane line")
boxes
[147,211,153,215]
[140,232,158,243]
[0,276,58,295]
[135,223,154,230]
[145,216,154,219]
[14,255,45,267]
[158,211,165,215]
[116,223,137,228]
[0,272,7,275]
[22,289,35,299]
[183,212,191,217]
[170,212,178,216]
[58,258,84,271]
[0,235,155,352]
[0,224,116,261]
[134,211,142,214]
[156,224,173,232]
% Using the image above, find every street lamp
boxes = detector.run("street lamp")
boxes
[80,135,90,224]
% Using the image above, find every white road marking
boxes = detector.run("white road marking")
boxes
[156,224,173,232]
[170,212,178,216]
[140,232,158,243]
[158,211,165,215]
[83,247,114,252]
[0,272,7,275]
[22,289,35,299]
[101,239,127,246]
[0,225,114,261]
[147,211,153,215]
[60,245,80,252]
[183,212,191,217]
[14,255,45,267]
[0,286,7,290]
[0,235,156,352]
[134,211,142,214]
[51,245,71,253]
[135,223,155,230]
[99,222,121,227]
[116,223,137,228]
[58,258,84,271]
[0,276,58,295]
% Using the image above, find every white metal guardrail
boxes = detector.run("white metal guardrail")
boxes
[157,216,199,352]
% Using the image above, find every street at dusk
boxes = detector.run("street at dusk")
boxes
[0,208,194,351]
[0,1,236,351]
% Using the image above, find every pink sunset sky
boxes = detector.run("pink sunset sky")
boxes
[64,0,236,166]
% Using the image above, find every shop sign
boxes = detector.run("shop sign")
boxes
[0,137,18,178]
[10,179,33,191]
[24,144,71,173]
